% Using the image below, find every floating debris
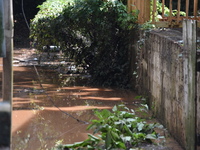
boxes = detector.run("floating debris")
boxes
[18,88,45,94]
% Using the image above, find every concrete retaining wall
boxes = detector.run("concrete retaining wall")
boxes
[137,28,197,149]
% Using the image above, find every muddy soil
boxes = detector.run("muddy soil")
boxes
[0,48,183,150]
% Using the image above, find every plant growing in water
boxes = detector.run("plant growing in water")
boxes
[54,104,164,150]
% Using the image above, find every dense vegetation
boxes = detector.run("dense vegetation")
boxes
[30,0,138,88]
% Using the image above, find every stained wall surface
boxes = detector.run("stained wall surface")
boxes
[137,29,197,149]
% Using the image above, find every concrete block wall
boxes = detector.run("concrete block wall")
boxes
[197,32,200,146]
[197,73,200,130]
[138,29,188,148]
[197,62,200,147]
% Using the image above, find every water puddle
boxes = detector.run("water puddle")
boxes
[12,50,138,149]
[11,49,183,150]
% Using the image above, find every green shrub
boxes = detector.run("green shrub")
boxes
[30,0,138,88]
[54,104,163,149]
[30,0,71,48]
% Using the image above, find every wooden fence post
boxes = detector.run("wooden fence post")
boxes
[0,0,13,148]
[0,0,5,57]
[183,19,196,150]
[2,0,13,101]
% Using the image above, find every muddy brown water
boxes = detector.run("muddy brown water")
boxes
[0,48,183,150]
[12,66,139,150]
[11,49,140,150]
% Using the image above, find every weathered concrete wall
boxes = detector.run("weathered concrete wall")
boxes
[137,28,196,149]
[197,52,200,149]
[197,71,200,146]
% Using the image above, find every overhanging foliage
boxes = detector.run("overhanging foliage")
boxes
[30,0,138,88]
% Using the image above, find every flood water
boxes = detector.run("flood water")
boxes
[11,49,138,150]
[2,48,182,150]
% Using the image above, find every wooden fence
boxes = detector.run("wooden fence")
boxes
[128,0,200,27]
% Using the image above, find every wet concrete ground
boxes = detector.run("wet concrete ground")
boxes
[1,48,184,149]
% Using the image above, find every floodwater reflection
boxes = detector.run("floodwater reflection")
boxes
[12,65,137,150]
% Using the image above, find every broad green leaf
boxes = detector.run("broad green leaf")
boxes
[123,125,133,135]
[158,136,165,139]
[63,141,86,148]
[112,105,117,112]
[116,141,126,149]
[88,134,100,141]
[114,121,122,125]
[130,109,135,114]
[137,122,144,131]
[146,134,157,140]
[111,130,120,140]
[141,104,149,110]
[105,131,112,149]
[121,136,132,142]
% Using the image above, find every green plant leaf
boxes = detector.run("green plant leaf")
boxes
[116,141,126,149]
[146,134,157,140]
[105,131,112,149]
[137,122,144,131]
[121,136,132,142]
[112,105,118,112]
[88,134,100,141]
[126,118,136,122]
[63,141,87,148]
[54,104,163,149]
[111,130,120,140]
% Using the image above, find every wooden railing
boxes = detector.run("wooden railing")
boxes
[128,0,200,27]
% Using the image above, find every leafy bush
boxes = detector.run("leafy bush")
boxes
[54,104,163,150]
[30,0,138,88]
[30,0,71,47]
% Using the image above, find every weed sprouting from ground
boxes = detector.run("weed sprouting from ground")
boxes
[53,104,164,150]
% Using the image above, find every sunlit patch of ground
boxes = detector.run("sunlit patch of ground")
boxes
[43,106,112,111]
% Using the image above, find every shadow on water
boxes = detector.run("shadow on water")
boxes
[12,49,183,150]
[12,49,138,150]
